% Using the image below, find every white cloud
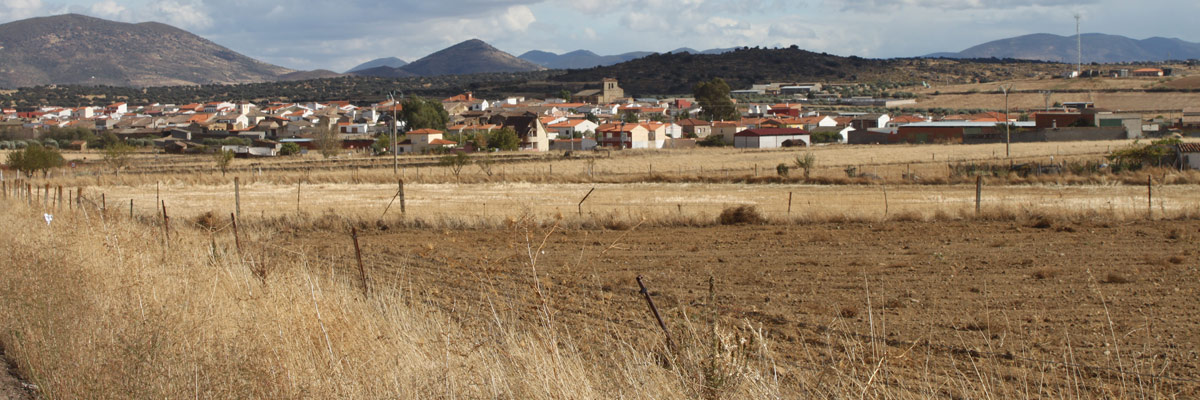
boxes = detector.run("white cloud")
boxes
[88,0,125,19]
[0,0,46,21]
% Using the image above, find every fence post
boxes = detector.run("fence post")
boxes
[130,199,134,220]
[57,186,62,209]
[399,179,406,215]
[231,213,243,256]
[975,176,982,215]
[578,187,595,216]
[162,200,170,245]
[636,275,675,351]
[234,177,241,221]
[102,193,106,213]
[1147,174,1152,219]
[77,187,82,209]
[788,191,793,215]
[351,227,369,298]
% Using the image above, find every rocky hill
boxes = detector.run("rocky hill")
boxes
[0,14,293,88]
[356,39,544,77]
[928,33,1200,63]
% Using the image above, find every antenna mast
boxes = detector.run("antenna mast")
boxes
[1080,14,1089,76]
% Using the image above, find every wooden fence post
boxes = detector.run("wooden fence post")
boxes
[351,227,369,298]
[788,192,793,215]
[162,200,170,245]
[636,275,675,351]
[102,193,106,213]
[77,187,82,209]
[975,176,982,215]
[1147,174,1152,219]
[399,179,406,215]
[130,199,134,220]
[234,177,241,222]
[231,213,243,256]
[578,187,595,216]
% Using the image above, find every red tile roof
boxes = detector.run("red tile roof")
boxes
[735,128,808,137]
[408,128,443,135]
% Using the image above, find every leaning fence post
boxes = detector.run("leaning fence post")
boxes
[231,213,243,256]
[162,200,170,245]
[975,175,982,215]
[578,187,595,216]
[399,179,406,215]
[636,275,675,351]
[351,227,369,298]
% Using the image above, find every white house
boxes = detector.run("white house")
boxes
[734,128,811,149]
[406,129,457,153]
[546,119,599,139]
[1180,143,1200,170]
[338,122,370,135]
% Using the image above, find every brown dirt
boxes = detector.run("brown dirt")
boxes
[297,219,1200,397]
[0,344,32,400]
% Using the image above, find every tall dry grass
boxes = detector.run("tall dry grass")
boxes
[0,199,1192,398]
[0,200,785,398]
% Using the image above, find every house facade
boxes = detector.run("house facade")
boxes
[734,128,811,149]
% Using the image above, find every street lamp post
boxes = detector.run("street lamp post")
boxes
[999,84,1013,158]
[387,91,399,174]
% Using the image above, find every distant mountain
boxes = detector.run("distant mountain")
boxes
[519,47,736,69]
[928,33,1200,63]
[392,39,544,76]
[0,14,292,88]
[345,57,407,73]
[550,47,899,95]
[518,49,652,69]
[278,70,345,81]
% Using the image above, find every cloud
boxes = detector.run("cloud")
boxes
[0,0,46,21]
[833,0,1099,12]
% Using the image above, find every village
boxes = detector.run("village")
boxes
[3,76,1199,170]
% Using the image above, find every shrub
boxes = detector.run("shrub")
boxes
[718,205,765,225]
[775,163,789,176]
[6,143,65,177]
[698,135,727,147]
[279,142,301,156]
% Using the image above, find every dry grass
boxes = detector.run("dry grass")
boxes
[0,199,1192,398]
[0,201,784,398]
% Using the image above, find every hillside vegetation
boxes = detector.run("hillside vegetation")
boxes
[0,14,292,88]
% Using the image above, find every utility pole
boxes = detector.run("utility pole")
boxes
[1075,14,1082,77]
[999,84,1013,158]
[387,91,399,175]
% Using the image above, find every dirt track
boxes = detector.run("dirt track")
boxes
[296,218,1200,396]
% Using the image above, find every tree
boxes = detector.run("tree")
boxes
[313,126,342,158]
[476,155,496,177]
[621,111,640,123]
[793,152,816,179]
[439,152,470,183]
[102,142,134,176]
[558,89,573,101]
[213,149,235,176]
[6,143,65,177]
[488,127,520,151]
[694,78,740,121]
[401,96,450,131]
[279,142,301,156]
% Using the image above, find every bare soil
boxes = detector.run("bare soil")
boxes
[299,219,1200,397]
[0,344,32,400]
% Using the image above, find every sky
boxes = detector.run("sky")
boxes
[1,0,1197,72]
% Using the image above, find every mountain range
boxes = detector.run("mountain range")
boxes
[0,14,293,88]
[518,47,735,69]
[349,39,545,78]
[927,33,1200,63]
[345,57,408,73]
